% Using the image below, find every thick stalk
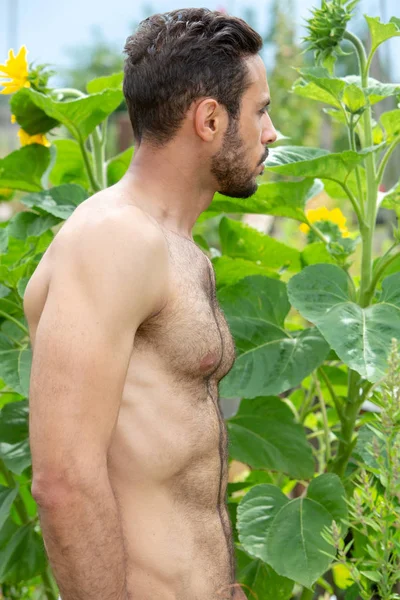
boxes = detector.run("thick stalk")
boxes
[343,31,378,305]
[330,370,363,477]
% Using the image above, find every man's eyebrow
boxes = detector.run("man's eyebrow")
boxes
[259,97,271,108]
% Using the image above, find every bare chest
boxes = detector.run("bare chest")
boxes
[134,231,236,384]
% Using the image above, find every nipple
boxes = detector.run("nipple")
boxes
[199,351,220,373]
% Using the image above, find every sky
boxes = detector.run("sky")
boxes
[1,0,399,84]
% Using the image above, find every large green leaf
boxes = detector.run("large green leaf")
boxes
[380,109,400,140]
[235,546,294,600]
[265,146,375,184]
[365,16,400,53]
[9,89,59,136]
[219,217,302,272]
[49,139,91,189]
[7,211,59,240]
[287,264,400,382]
[11,87,123,142]
[86,71,123,94]
[0,521,46,583]
[0,145,51,192]
[206,179,322,222]
[0,439,31,475]
[20,183,88,220]
[217,275,330,397]
[106,146,134,186]
[227,396,314,479]
[0,486,19,531]
[380,182,400,214]
[0,347,31,397]
[237,477,343,588]
[212,255,279,290]
[0,400,28,444]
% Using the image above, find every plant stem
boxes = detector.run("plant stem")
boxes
[299,379,316,423]
[317,366,344,421]
[307,221,329,244]
[339,182,364,226]
[330,369,363,477]
[314,374,331,465]
[77,136,101,193]
[299,586,314,600]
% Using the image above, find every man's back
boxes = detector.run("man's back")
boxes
[24,191,238,600]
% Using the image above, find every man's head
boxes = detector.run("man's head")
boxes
[123,8,277,198]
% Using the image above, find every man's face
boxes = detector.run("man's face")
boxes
[210,55,277,198]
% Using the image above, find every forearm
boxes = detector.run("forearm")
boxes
[34,479,128,600]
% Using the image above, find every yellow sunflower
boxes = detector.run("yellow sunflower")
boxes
[17,129,51,148]
[299,206,349,237]
[0,46,31,95]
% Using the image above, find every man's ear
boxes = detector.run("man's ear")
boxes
[193,98,227,142]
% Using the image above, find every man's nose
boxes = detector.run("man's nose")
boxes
[262,117,278,145]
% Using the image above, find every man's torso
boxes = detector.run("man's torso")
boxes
[24,188,240,600]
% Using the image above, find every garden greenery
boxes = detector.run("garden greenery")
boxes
[0,1,399,598]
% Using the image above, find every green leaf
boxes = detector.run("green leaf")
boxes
[0,400,29,444]
[0,439,31,475]
[208,179,323,223]
[0,347,31,397]
[237,483,336,589]
[287,264,400,382]
[340,75,400,105]
[301,242,336,266]
[359,570,382,583]
[217,275,330,397]
[49,139,91,189]
[365,16,400,53]
[265,146,370,184]
[227,396,314,479]
[0,145,51,192]
[219,217,302,272]
[106,146,134,186]
[307,473,348,526]
[342,84,366,113]
[380,181,400,213]
[292,79,342,108]
[86,71,123,94]
[380,109,400,140]
[0,522,46,583]
[7,211,59,240]
[20,183,88,220]
[0,485,19,531]
[12,87,123,142]
[10,89,59,136]
[212,255,279,290]
[296,67,346,103]
[235,546,294,600]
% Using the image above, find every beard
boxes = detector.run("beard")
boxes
[210,116,262,199]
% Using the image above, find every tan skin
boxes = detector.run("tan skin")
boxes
[24,54,277,600]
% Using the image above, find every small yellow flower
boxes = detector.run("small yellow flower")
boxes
[17,128,51,147]
[300,206,349,237]
[10,114,17,124]
[0,46,31,95]
[332,563,354,590]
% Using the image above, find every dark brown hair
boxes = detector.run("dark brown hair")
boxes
[122,8,263,147]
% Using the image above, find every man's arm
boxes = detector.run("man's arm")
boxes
[26,207,168,600]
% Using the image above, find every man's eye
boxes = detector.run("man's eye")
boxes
[260,107,270,115]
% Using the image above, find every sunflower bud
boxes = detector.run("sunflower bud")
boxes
[303,0,359,63]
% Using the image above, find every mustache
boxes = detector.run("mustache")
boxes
[260,148,269,165]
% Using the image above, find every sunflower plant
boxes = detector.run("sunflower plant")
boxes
[0,4,400,600]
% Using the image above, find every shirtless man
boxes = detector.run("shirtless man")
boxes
[23,8,277,600]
